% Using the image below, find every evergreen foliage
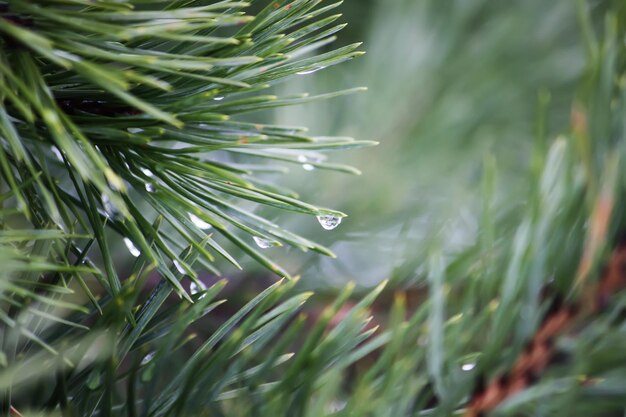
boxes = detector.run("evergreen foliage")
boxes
[1,0,626,416]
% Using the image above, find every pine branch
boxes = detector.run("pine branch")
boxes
[0,0,367,297]
[1,1,626,416]
[464,242,626,417]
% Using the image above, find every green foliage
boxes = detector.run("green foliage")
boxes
[0,0,377,414]
[273,0,592,287]
[0,0,368,291]
[1,0,626,416]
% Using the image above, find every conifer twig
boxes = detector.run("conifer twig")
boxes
[464,242,626,417]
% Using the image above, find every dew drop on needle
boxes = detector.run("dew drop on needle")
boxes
[141,352,155,365]
[296,66,326,75]
[190,281,207,299]
[461,363,476,371]
[51,146,64,161]
[173,260,186,274]
[140,168,154,177]
[101,193,121,219]
[123,237,141,257]
[317,215,341,230]
[253,236,275,249]
[189,213,212,230]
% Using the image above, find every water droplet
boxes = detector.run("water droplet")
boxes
[253,236,277,249]
[190,281,207,299]
[317,215,342,230]
[173,260,186,274]
[51,146,64,161]
[213,96,224,101]
[101,193,121,219]
[189,213,212,230]
[296,155,315,171]
[123,238,141,257]
[461,363,476,371]
[140,168,154,177]
[327,400,347,413]
[296,66,326,75]
[144,182,156,193]
[141,351,155,365]
[297,154,323,171]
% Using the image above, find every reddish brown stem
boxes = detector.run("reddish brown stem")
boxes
[463,244,626,417]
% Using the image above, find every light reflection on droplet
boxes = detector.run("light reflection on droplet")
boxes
[102,194,121,219]
[123,237,141,257]
[141,351,155,365]
[189,213,212,230]
[461,363,476,371]
[51,146,64,161]
[296,66,326,75]
[297,154,320,171]
[173,260,186,274]
[253,236,276,249]
[317,215,341,230]
[140,168,154,177]
[190,281,207,299]
[326,400,347,413]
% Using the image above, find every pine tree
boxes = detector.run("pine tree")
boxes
[1,0,626,416]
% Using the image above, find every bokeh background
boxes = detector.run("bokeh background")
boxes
[99,0,590,294]
[260,0,586,289]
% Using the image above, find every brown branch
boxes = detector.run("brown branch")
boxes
[463,243,626,417]
[10,405,24,417]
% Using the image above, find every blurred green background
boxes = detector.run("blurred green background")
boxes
[253,0,588,289]
[96,0,591,292]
